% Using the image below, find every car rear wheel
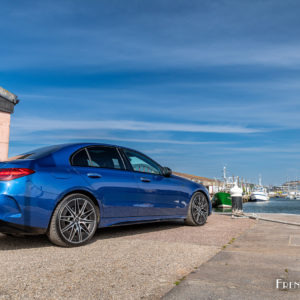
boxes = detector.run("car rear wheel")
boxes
[48,193,99,247]
[185,192,209,226]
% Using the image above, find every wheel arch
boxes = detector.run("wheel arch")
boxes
[191,188,212,215]
[61,189,100,209]
[47,188,101,232]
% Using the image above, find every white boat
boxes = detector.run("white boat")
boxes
[250,188,269,201]
[287,191,296,200]
[250,175,269,201]
[293,192,300,200]
[286,180,300,200]
[286,188,300,200]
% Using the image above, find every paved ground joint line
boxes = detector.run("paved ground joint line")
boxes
[162,214,300,300]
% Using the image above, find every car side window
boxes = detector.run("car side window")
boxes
[71,149,90,167]
[123,149,161,175]
[86,146,124,170]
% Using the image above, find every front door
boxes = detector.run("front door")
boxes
[122,148,186,216]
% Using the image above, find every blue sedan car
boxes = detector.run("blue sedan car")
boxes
[0,143,211,246]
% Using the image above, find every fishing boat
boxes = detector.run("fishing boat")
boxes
[213,191,232,208]
[212,167,232,208]
[250,175,269,201]
[250,187,269,201]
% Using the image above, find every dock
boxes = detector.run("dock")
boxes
[163,214,300,299]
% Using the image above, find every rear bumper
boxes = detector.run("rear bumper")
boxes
[0,220,46,235]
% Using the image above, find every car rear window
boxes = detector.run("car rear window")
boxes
[6,145,65,161]
[6,154,33,161]
[71,149,90,167]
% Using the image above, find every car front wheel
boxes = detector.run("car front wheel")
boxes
[48,193,99,247]
[185,192,209,226]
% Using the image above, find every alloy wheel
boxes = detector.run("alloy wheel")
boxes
[58,197,97,244]
[191,193,208,224]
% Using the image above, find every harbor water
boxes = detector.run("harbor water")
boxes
[213,197,300,214]
[244,197,300,214]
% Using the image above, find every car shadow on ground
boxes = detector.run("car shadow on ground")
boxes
[93,220,184,241]
[0,233,50,250]
[0,220,184,250]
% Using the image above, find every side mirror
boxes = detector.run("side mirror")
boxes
[162,167,172,177]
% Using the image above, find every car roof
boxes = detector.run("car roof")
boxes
[7,142,163,169]
[22,142,148,156]
[22,142,120,155]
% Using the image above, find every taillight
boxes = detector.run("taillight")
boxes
[0,168,35,181]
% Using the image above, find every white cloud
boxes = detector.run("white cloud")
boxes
[10,131,230,146]
[222,146,300,154]
[11,117,260,134]
[17,85,300,131]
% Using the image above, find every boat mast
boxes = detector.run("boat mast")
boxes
[223,166,227,190]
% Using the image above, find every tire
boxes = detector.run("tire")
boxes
[47,193,99,247]
[185,192,209,226]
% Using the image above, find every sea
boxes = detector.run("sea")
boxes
[213,197,300,214]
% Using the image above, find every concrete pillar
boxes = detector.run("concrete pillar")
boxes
[0,87,19,161]
[0,111,11,160]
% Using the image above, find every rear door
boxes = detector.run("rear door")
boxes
[71,146,140,218]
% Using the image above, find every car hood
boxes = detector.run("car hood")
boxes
[171,174,203,188]
[171,174,211,203]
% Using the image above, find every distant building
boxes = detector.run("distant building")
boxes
[0,87,19,161]
[173,171,222,194]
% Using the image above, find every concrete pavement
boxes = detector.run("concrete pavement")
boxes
[163,214,300,300]
[0,214,255,300]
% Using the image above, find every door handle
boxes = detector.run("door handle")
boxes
[87,173,102,179]
[140,177,151,182]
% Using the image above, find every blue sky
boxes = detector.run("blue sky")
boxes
[1,0,300,185]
